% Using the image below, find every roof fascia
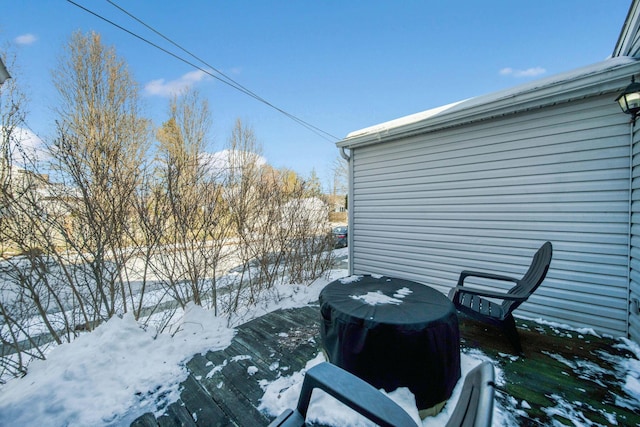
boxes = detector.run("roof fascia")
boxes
[338,58,640,149]
[614,0,640,57]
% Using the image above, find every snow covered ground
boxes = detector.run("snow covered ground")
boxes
[0,247,638,426]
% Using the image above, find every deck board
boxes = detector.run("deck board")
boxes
[131,304,640,426]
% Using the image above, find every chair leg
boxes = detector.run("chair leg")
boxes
[501,314,523,354]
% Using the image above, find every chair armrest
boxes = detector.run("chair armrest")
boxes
[457,270,520,287]
[296,362,417,427]
[450,285,528,302]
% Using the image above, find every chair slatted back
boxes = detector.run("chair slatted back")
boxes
[502,242,552,314]
[445,362,495,427]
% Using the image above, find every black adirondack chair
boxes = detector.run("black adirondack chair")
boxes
[448,241,552,354]
[268,361,495,427]
[268,362,416,427]
[447,361,495,427]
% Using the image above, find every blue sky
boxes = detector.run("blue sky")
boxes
[0,1,633,189]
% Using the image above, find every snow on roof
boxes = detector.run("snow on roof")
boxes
[343,56,639,143]
[345,100,465,139]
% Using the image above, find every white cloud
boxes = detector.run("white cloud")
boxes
[201,149,267,174]
[14,33,37,45]
[15,127,42,150]
[144,70,209,97]
[499,66,546,78]
[1,126,47,163]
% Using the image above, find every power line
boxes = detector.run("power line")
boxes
[105,1,268,109]
[65,0,340,143]
[106,0,341,142]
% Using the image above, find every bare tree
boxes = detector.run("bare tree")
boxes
[223,119,264,313]
[153,89,230,312]
[121,160,169,323]
[48,31,150,322]
[306,168,323,197]
[332,155,348,197]
[0,49,74,379]
[328,156,348,223]
[223,120,333,316]
[0,49,26,243]
[0,34,335,382]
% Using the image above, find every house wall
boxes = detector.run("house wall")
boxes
[350,94,632,336]
[630,123,640,342]
[614,0,640,58]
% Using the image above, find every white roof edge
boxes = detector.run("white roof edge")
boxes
[613,0,640,57]
[338,56,640,148]
[344,100,467,139]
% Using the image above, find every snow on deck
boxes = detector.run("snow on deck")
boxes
[130,305,640,427]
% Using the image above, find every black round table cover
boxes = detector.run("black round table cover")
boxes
[319,274,461,410]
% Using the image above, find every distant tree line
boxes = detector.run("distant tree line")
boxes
[0,32,334,381]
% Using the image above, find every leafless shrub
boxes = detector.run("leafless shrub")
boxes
[0,34,336,382]
[48,31,150,321]
[151,89,232,314]
[223,120,333,316]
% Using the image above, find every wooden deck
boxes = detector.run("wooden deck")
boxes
[131,304,640,426]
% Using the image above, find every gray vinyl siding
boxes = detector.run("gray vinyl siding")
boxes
[614,0,640,58]
[630,124,640,342]
[350,94,631,336]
